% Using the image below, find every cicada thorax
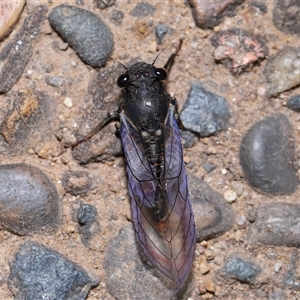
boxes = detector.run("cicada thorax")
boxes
[122,92,173,215]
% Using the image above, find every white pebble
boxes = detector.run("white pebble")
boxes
[236,215,247,228]
[274,260,283,272]
[224,190,237,203]
[63,97,73,108]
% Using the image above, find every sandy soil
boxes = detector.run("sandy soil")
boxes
[0,1,300,299]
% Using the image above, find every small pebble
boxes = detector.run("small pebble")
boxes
[204,275,215,293]
[198,281,206,294]
[230,181,243,196]
[202,163,216,173]
[64,97,73,108]
[265,47,300,96]
[109,9,124,26]
[287,95,300,112]
[155,23,168,43]
[236,214,247,228]
[257,87,266,96]
[205,251,215,261]
[183,156,191,164]
[199,256,210,275]
[147,40,157,53]
[0,163,60,235]
[188,0,244,29]
[245,205,256,223]
[65,224,75,234]
[45,76,65,87]
[130,2,156,17]
[224,190,237,203]
[221,168,227,175]
[274,260,283,273]
[248,203,300,247]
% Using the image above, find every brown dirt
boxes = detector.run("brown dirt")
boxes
[0,1,300,299]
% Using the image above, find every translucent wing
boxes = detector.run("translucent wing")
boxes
[120,108,196,289]
[120,112,155,182]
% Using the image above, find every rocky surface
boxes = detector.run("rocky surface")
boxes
[0,6,47,93]
[188,0,245,29]
[239,114,298,195]
[211,28,268,74]
[0,1,300,300]
[0,164,60,235]
[0,0,25,40]
[287,94,300,112]
[180,83,231,137]
[265,47,300,96]
[8,241,98,299]
[49,5,114,67]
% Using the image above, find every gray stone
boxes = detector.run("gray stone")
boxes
[180,83,231,137]
[0,90,58,154]
[45,75,65,87]
[77,203,97,226]
[103,226,192,299]
[264,47,300,96]
[180,129,198,148]
[62,170,93,195]
[248,203,300,247]
[223,254,260,284]
[130,2,156,17]
[7,241,98,299]
[0,163,60,235]
[202,163,216,173]
[284,251,300,291]
[95,0,115,10]
[188,0,245,29]
[49,5,114,67]
[273,0,300,35]
[287,94,300,112]
[76,202,100,246]
[239,114,298,195]
[155,23,169,43]
[189,174,235,241]
[109,9,124,26]
[0,6,48,93]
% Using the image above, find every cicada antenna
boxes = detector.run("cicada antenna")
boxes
[152,47,167,66]
[110,57,128,70]
[163,39,183,72]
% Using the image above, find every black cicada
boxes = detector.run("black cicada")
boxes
[73,41,196,289]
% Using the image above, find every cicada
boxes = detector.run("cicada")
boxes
[73,41,196,289]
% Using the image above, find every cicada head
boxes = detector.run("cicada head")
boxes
[117,62,167,92]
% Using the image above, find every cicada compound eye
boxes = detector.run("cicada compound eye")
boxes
[117,74,129,87]
[155,68,167,80]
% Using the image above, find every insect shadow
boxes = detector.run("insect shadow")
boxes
[72,40,196,294]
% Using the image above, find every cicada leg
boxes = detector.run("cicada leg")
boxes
[72,111,119,148]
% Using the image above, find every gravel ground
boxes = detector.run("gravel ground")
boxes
[1,1,300,299]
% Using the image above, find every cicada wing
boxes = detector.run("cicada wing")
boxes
[162,108,196,286]
[121,108,195,288]
[120,112,154,181]
[164,106,184,181]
